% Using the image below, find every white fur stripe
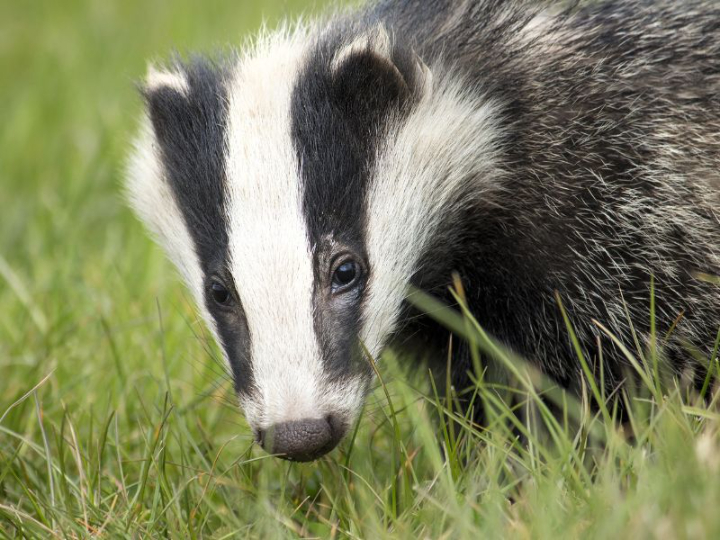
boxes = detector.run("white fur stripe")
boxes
[224,31,329,429]
[126,117,206,312]
[361,74,504,358]
[223,30,368,430]
[126,71,224,368]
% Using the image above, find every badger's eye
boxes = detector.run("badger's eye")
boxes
[332,260,360,291]
[210,282,231,306]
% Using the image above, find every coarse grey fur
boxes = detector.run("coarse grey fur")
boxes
[377,0,720,390]
[368,0,720,395]
[127,0,720,460]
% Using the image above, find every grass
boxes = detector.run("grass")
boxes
[2,0,720,537]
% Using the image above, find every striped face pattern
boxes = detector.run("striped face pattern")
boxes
[127,0,720,460]
[126,24,502,453]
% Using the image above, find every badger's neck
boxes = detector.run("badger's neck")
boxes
[359,74,507,360]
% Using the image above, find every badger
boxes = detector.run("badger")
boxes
[126,0,720,461]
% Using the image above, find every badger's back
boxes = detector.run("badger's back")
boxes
[127,0,720,460]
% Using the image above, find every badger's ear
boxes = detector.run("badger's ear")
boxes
[144,64,190,95]
[140,64,192,144]
[330,26,432,120]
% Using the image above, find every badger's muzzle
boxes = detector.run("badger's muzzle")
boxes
[258,415,345,462]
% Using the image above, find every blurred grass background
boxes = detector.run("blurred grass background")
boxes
[2,0,720,538]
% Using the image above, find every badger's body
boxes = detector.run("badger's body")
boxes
[127,0,720,461]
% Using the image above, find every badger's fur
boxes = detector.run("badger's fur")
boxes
[127,0,720,461]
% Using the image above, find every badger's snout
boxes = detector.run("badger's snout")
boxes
[257,415,345,461]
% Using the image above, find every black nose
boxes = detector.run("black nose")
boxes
[260,417,342,462]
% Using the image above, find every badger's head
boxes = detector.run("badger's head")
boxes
[126,23,501,461]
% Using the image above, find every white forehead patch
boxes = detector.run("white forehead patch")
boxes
[361,74,504,359]
[224,29,365,429]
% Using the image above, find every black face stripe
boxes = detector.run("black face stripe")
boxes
[291,37,368,381]
[144,58,255,396]
[291,25,423,380]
